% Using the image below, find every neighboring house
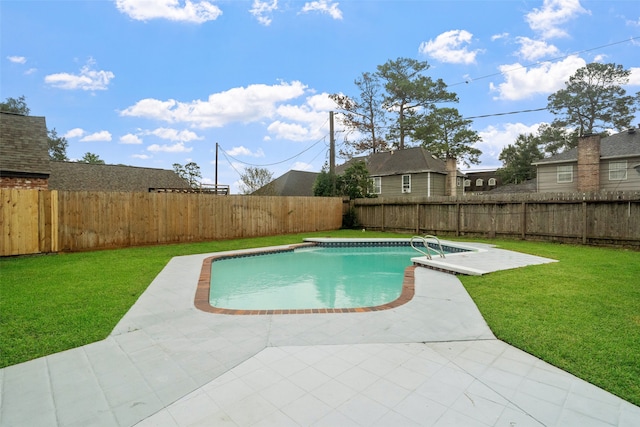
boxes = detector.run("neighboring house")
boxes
[463,169,501,193]
[486,179,537,194]
[48,162,190,192]
[337,146,465,197]
[0,112,50,189]
[533,128,640,193]
[253,170,319,196]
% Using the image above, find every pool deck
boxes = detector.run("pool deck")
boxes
[1,241,639,426]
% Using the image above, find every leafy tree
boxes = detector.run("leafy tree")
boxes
[412,107,482,167]
[376,57,457,150]
[497,133,543,184]
[337,161,374,199]
[536,123,581,156]
[238,166,273,195]
[313,164,337,196]
[547,63,639,135]
[79,152,105,164]
[48,128,69,161]
[0,95,30,115]
[330,72,388,155]
[173,162,202,188]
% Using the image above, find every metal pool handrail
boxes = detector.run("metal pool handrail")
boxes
[410,235,446,260]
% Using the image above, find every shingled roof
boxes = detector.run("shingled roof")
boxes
[48,162,190,192]
[533,128,640,165]
[253,170,319,196]
[336,146,449,176]
[0,112,50,177]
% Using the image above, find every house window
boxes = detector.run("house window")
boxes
[475,178,483,187]
[464,179,471,187]
[456,177,462,187]
[402,175,411,193]
[371,176,381,194]
[557,165,573,183]
[609,161,627,181]
[488,178,496,186]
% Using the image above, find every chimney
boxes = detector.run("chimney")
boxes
[446,156,458,196]
[577,133,600,192]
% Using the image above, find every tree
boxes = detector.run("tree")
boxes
[173,162,202,188]
[329,72,388,156]
[412,107,482,167]
[48,128,69,161]
[497,133,543,184]
[547,62,639,135]
[0,95,30,115]
[376,57,457,150]
[238,166,273,194]
[337,161,374,199]
[312,164,337,196]
[535,123,580,156]
[79,152,105,164]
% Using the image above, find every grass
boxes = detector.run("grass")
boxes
[1,232,638,406]
[457,239,640,407]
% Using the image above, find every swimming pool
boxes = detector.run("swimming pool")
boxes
[197,239,472,314]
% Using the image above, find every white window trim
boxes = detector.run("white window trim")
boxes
[475,178,483,186]
[402,174,411,193]
[371,176,381,194]
[557,165,573,183]
[463,179,471,187]
[488,178,496,186]
[609,161,627,181]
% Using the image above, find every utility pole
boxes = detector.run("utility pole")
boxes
[215,142,219,195]
[329,111,336,195]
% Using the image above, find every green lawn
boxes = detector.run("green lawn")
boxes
[1,232,638,406]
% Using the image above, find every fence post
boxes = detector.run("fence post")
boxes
[456,203,460,236]
[415,202,420,234]
[582,201,588,244]
[521,202,526,240]
[381,200,385,231]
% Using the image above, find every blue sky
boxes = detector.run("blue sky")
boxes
[2,0,639,193]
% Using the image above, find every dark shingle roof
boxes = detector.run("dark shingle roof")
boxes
[48,162,190,191]
[336,146,449,176]
[0,112,50,176]
[533,129,640,165]
[253,170,319,196]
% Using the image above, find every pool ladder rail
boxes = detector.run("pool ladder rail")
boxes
[410,235,446,260]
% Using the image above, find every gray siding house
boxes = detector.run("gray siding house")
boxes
[533,128,640,193]
[337,146,464,197]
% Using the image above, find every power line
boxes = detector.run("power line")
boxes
[464,107,547,120]
[446,36,639,88]
[219,135,328,168]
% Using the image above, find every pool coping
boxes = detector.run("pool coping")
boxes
[194,242,417,315]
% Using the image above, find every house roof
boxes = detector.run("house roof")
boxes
[0,112,50,177]
[253,170,319,196]
[533,128,640,165]
[336,146,451,176]
[48,162,190,192]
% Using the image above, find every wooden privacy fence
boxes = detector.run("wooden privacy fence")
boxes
[353,192,640,247]
[1,189,343,256]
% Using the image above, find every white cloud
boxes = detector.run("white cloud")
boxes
[300,1,343,20]
[267,93,334,141]
[63,128,85,138]
[132,154,151,159]
[45,59,114,91]
[120,81,307,128]
[419,30,481,64]
[491,33,509,41]
[516,37,559,61]
[147,127,203,142]
[227,146,265,157]
[80,131,112,142]
[478,122,546,167]
[147,142,192,153]
[7,56,26,64]
[250,0,278,26]
[489,55,586,101]
[120,133,143,144]
[115,0,222,23]
[628,68,640,85]
[525,0,589,39]
[24,68,37,75]
[291,161,313,171]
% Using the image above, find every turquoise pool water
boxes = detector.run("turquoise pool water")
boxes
[210,245,426,311]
